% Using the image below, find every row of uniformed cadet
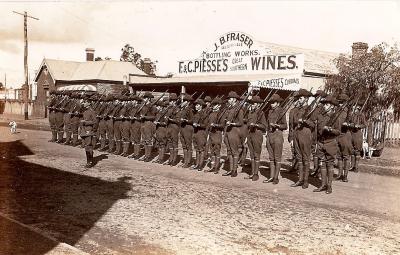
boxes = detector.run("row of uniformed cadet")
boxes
[47,88,366,194]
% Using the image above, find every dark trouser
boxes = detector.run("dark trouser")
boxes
[106,119,114,151]
[294,127,312,184]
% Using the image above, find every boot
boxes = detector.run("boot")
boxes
[186,150,192,168]
[289,158,298,173]
[245,160,255,179]
[169,148,179,166]
[99,139,106,151]
[92,136,97,149]
[64,131,72,145]
[350,154,356,171]
[198,152,205,171]
[231,156,239,177]
[213,157,221,174]
[134,144,141,159]
[326,164,334,194]
[311,156,319,175]
[144,145,152,162]
[164,147,174,164]
[223,155,233,176]
[273,162,281,184]
[239,147,247,167]
[336,159,343,180]
[57,131,64,143]
[311,157,320,177]
[191,151,200,169]
[122,142,130,157]
[72,134,79,147]
[180,150,188,167]
[354,155,360,172]
[114,141,122,155]
[157,147,165,163]
[291,161,304,187]
[263,161,275,183]
[108,139,115,153]
[205,156,216,172]
[252,161,260,181]
[85,151,94,168]
[343,158,349,182]
[313,164,327,192]
[49,130,57,142]
[302,161,310,189]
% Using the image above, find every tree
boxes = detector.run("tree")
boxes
[0,82,4,90]
[120,44,157,76]
[325,42,400,118]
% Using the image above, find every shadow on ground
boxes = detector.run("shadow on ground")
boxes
[0,140,131,255]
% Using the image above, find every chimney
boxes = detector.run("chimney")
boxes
[85,48,95,61]
[351,42,368,59]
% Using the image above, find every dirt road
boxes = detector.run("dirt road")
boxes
[1,127,399,255]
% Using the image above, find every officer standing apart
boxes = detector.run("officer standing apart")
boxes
[80,94,97,168]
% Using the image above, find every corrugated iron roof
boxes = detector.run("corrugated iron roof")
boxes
[259,41,339,74]
[35,59,147,82]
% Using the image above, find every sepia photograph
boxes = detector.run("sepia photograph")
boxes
[0,0,400,254]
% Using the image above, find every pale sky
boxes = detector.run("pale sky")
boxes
[1,0,400,87]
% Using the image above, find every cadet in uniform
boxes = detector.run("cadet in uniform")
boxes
[244,95,267,181]
[165,93,180,165]
[70,92,83,147]
[47,91,58,142]
[264,94,287,184]
[54,91,67,143]
[291,89,314,189]
[177,94,194,168]
[238,95,250,167]
[203,95,213,164]
[314,95,341,194]
[62,92,74,145]
[98,95,113,151]
[335,94,352,182]
[128,95,143,159]
[80,94,97,168]
[191,98,209,171]
[348,100,366,173]
[107,97,121,152]
[222,91,244,177]
[154,100,169,163]
[310,90,327,176]
[113,96,127,155]
[205,97,225,173]
[121,96,133,157]
[288,92,302,172]
[139,92,157,162]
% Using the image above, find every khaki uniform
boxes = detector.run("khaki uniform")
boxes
[266,106,287,183]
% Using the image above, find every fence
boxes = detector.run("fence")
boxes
[363,112,400,149]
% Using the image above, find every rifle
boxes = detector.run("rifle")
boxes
[259,89,277,112]
[274,94,296,124]
[196,91,205,101]
[223,89,253,137]
[139,90,169,119]
[327,99,352,127]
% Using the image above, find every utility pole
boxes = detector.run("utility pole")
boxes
[13,11,39,120]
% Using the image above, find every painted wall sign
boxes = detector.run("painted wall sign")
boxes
[249,74,301,91]
[177,31,304,78]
